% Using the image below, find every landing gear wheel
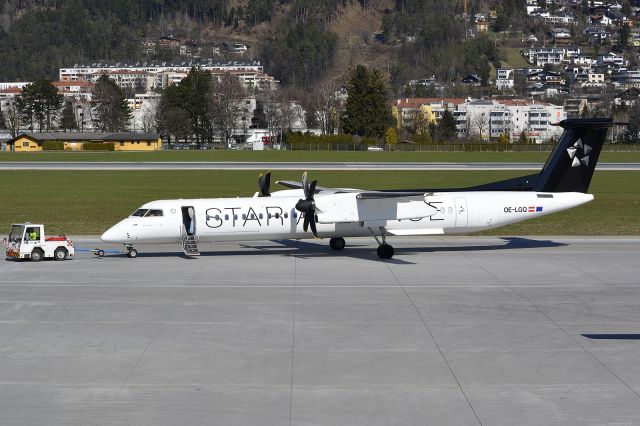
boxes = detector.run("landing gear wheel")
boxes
[377,244,394,259]
[97,250,105,257]
[54,247,68,261]
[329,237,345,250]
[30,249,43,262]
[126,248,138,258]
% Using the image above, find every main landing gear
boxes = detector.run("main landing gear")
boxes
[370,226,394,259]
[125,244,138,258]
[329,237,346,250]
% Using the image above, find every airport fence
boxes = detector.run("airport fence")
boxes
[281,142,640,152]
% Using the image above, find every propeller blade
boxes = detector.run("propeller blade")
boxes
[303,214,310,232]
[258,171,271,197]
[309,216,318,238]
[308,180,317,200]
[302,172,309,199]
[264,171,271,196]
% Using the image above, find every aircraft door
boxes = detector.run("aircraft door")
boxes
[454,198,468,227]
[181,206,196,236]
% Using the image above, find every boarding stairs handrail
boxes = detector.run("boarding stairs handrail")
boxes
[180,225,200,256]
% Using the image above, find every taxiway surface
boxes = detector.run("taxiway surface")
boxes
[2,236,640,425]
[0,161,639,170]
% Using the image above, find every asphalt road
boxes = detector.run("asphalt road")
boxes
[0,161,639,170]
[2,236,640,425]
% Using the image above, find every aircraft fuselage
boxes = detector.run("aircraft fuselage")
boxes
[101,190,593,245]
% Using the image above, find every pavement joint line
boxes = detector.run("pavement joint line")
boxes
[3,284,640,288]
[463,254,640,402]
[289,245,298,426]
[385,261,484,426]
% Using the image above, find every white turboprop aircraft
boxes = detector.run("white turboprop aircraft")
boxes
[101,118,611,259]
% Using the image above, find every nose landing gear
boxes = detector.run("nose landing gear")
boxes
[125,245,138,258]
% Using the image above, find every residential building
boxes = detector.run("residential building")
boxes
[597,52,627,68]
[613,70,640,88]
[391,98,466,130]
[59,61,278,92]
[496,68,515,90]
[393,98,566,142]
[550,28,572,44]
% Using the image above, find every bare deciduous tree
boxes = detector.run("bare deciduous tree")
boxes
[208,72,246,148]
[256,85,283,146]
[140,99,158,133]
[309,82,341,135]
[4,101,21,137]
[472,113,488,139]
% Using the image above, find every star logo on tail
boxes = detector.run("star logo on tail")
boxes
[567,138,592,168]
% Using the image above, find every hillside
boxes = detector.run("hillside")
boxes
[0,0,520,92]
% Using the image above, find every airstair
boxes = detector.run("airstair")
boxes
[181,227,200,256]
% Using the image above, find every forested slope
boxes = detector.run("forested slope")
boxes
[0,0,524,91]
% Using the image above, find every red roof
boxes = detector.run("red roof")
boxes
[52,81,94,87]
[0,87,22,94]
[394,98,466,109]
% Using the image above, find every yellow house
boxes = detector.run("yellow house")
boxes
[7,132,163,152]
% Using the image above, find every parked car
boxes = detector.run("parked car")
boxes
[367,146,384,152]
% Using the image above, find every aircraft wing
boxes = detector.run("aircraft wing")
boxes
[315,192,438,224]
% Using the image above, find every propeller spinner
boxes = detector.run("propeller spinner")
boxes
[295,172,319,238]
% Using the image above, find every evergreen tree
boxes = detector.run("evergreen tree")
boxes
[91,75,131,132]
[179,67,213,145]
[156,85,191,145]
[619,24,631,49]
[497,132,510,144]
[437,109,458,141]
[15,79,63,131]
[60,101,77,131]
[518,130,529,144]
[625,102,640,144]
[342,65,394,137]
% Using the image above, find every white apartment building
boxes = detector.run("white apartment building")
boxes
[457,99,566,142]
[524,47,581,66]
[496,69,515,90]
[59,61,278,92]
[597,52,627,67]
[613,70,640,88]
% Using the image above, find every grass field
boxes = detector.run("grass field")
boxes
[503,47,529,68]
[1,170,638,236]
[1,150,640,163]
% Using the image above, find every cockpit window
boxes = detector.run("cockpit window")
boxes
[145,209,163,217]
[131,209,148,217]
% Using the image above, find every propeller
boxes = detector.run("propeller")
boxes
[295,172,319,238]
[258,171,271,197]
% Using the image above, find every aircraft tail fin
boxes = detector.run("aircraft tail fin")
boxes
[534,118,612,193]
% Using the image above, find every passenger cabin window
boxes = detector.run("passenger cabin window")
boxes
[131,209,149,217]
[145,209,164,217]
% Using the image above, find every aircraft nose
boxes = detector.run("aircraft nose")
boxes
[101,224,125,243]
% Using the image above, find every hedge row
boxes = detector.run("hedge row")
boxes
[285,132,379,146]
[82,142,115,151]
[42,141,65,151]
